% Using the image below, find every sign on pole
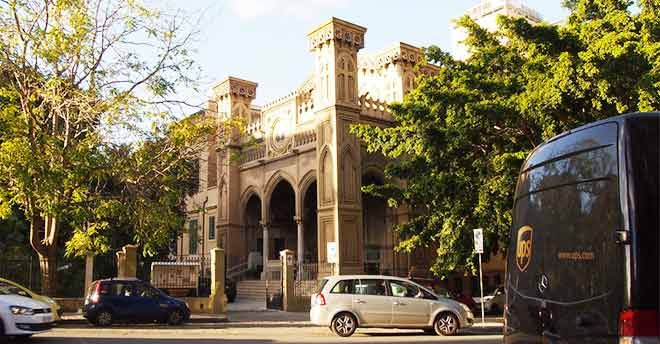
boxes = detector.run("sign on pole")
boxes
[473,228,485,324]
[327,242,338,264]
[473,228,484,254]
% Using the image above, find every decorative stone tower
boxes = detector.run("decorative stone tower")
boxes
[212,77,258,263]
[308,18,366,274]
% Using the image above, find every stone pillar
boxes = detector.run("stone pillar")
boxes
[261,222,269,280]
[213,77,257,272]
[209,248,226,314]
[309,18,367,275]
[116,244,137,278]
[280,249,295,312]
[84,254,94,296]
[295,217,303,270]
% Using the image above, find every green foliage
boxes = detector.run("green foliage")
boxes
[351,0,660,277]
[0,0,209,273]
[65,114,219,258]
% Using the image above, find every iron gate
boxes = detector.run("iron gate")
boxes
[265,260,283,310]
[292,262,333,311]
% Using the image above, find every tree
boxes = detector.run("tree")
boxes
[351,0,660,277]
[64,113,222,259]
[0,0,199,295]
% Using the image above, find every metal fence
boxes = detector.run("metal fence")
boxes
[145,255,211,297]
[265,259,283,310]
[0,256,41,291]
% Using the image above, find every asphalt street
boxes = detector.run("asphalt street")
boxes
[13,321,502,344]
[27,327,502,344]
[13,311,504,343]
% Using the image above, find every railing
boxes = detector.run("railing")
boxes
[266,260,281,281]
[227,261,249,281]
[359,96,394,122]
[149,255,211,297]
[240,144,266,164]
[293,129,317,148]
[0,257,41,293]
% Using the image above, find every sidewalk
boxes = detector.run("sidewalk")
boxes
[59,312,228,326]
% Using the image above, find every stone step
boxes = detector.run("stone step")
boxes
[236,280,281,301]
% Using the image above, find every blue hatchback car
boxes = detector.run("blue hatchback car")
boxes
[83,278,190,326]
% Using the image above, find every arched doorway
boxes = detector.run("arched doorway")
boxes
[243,194,262,278]
[362,173,396,275]
[302,181,318,263]
[268,180,297,260]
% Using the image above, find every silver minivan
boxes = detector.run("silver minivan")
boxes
[310,275,474,337]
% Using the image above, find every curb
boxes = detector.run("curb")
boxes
[58,316,229,327]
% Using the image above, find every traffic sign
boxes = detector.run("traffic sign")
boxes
[327,242,338,264]
[473,228,484,254]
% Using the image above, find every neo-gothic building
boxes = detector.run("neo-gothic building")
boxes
[178,17,505,294]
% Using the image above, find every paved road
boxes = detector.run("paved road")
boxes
[20,311,503,343]
[23,325,502,344]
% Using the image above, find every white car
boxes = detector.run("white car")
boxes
[472,286,505,314]
[0,281,54,338]
[310,275,474,337]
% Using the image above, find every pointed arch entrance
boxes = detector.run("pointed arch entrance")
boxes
[241,192,263,278]
[267,179,297,260]
[301,180,318,263]
[362,171,398,275]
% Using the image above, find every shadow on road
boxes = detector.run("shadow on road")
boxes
[25,339,276,344]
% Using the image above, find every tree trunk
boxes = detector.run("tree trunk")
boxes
[30,215,59,296]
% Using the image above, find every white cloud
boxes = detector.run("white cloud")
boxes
[228,0,349,20]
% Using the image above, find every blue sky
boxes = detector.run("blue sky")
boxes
[162,0,569,107]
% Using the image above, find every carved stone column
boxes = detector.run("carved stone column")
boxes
[295,216,303,277]
[261,221,269,280]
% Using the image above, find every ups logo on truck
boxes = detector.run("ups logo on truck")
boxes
[516,226,533,272]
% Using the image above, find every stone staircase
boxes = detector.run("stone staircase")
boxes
[236,279,281,302]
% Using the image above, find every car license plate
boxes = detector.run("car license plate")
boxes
[41,314,52,323]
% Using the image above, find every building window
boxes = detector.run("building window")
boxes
[208,216,216,240]
[188,219,198,255]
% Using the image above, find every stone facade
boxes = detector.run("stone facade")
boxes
[179,17,504,293]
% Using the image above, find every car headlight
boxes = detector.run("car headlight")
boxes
[459,303,471,313]
[10,306,35,315]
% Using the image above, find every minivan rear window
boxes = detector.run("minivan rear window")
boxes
[330,279,354,294]
[315,279,329,294]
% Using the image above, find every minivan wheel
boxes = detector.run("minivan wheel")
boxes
[95,310,113,327]
[168,309,184,326]
[331,313,357,337]
[434,312,459,336]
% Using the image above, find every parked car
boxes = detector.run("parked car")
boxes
[434,287,478,311]
[310,275,474,337]
[472,286,504,314]
[505,113,659,343]
[83,278,190,326]
[0,280,55,338]
[0,277,62,321]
